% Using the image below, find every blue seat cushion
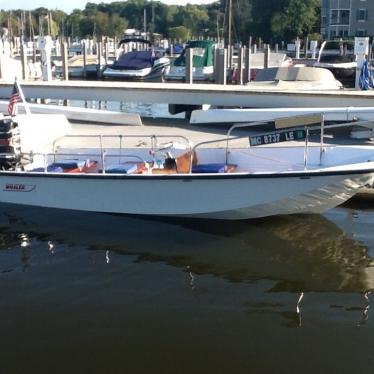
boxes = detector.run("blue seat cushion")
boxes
[192,163,228,173]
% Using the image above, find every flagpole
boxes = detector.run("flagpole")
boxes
[14,78,31,115]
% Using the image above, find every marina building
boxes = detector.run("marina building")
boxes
[321,0,374,39]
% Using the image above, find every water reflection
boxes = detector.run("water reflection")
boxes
[0,203,373,295]
[357,291,371,327]
[47,240,54,254]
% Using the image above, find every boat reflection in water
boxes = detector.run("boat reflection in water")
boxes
[0,203,373,328]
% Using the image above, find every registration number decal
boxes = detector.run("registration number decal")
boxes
[249,129,306,146]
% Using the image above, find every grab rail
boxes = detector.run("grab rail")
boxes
[52,134,191,154]
[33,152,149,173]
[191,115,328,172]
[51,133,192,172]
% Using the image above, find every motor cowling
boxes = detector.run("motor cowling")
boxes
[0,116,21,170]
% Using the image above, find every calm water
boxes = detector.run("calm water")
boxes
[0,201,373,374]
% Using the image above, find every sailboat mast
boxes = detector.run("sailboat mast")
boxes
[144,8,147,39]
[228,0,232,47]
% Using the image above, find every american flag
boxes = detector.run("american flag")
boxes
[7,82,22,116]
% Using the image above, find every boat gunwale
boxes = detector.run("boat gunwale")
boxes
[1,166,374,180]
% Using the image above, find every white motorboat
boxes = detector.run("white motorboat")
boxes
[102,38,170,80]
[0,113,373,220]
[248,66,343,90]
[189,106,374,125]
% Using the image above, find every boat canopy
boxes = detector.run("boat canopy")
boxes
[173,40,215,68]
[111,50,154,70]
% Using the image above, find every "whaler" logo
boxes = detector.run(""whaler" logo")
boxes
[3,184,36,192]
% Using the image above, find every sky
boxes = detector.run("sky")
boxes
[1,0,215,13]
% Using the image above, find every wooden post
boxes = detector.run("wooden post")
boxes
[304,37,309,58]
[20,43,28,80]
[62,42,69,80]
[32,40,37,64]
[216,48,227,85]
[0,54,4,80]
[244,46,251,83]
[104,37,108,65]
[275,43,279,53]
[237,46,244,85]
[264,44,270,68]
[170,42,173,57]
[97,41,103,79]
[185,47,193,83]
[295,38,301,59]
[83,40,87,78]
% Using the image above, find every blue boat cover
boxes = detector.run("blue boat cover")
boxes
[111,50,154,70]
[105,163,138,174]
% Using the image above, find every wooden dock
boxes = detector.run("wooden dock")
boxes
[2,80,374,108]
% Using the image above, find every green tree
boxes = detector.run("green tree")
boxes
[271,0,320,39]
[168,25,190,42]
[180,5,209,37]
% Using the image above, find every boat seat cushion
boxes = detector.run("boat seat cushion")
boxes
[192,163,236,173]
[29,160,99,173]
[105,162,146,174]
[47,160,98,173]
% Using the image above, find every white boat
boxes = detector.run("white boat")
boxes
[102,38,170,80]
[189,106,374,125]
[248,66,343,90]
[0,100,142,126]
[0,113,373,220]
[235,52,293,81]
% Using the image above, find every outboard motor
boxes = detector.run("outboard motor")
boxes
[0,116,21,170]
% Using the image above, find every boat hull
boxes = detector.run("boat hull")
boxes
[0,169,372,220]
[102,60,169,81]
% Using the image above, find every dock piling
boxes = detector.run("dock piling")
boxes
[185,47,193,84]
[62,41,69,80]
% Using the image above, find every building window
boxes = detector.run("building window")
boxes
[340,10,350,25]
[356,29,367,36]
[357,8,368,21]
[331,10,339,24]
[338,30,349,37]
[330,9,350,25]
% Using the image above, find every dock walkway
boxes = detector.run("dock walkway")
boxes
[2,80,374,108]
